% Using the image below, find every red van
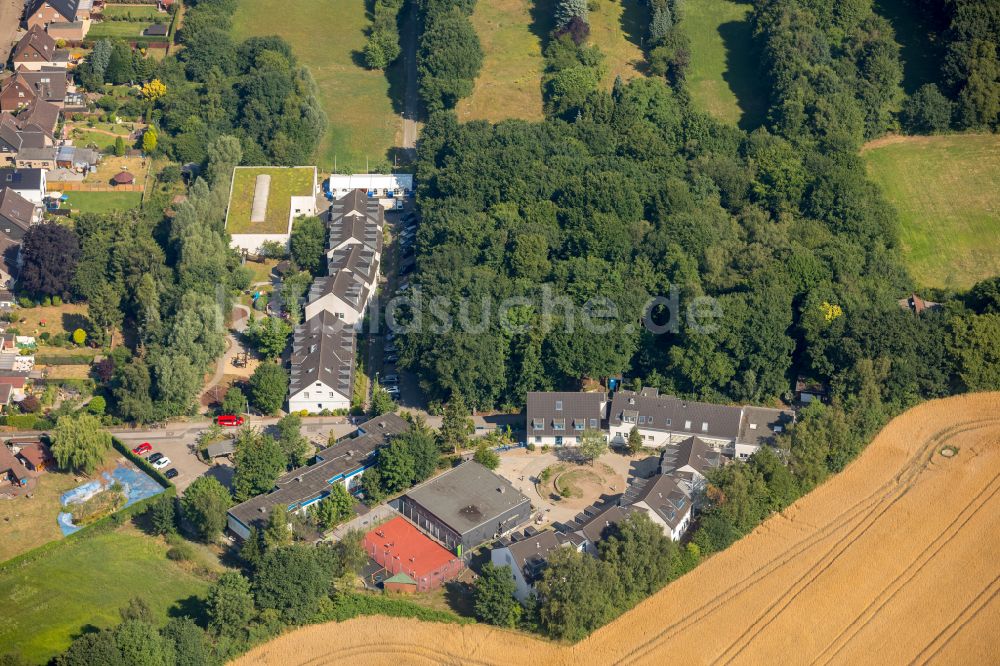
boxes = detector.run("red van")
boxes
[216,414,245,427]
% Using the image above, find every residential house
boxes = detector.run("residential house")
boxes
[0,76,36,113]
[621,473,691,541]
[226,413,408,539]
[0,186,38,285]
[326,242,379,290]
[398,461,532,554]
[44,21,87,42]
[526,391,607,447]
[24,0,93,32]
[735,405,793,460]
[557,503,633,556]
[658,436,723,499]
[490,529,573,601]
[0,444,31,490]
[11,25,69,71]
[17,69,69,107]
[0,168,47,205]
[0,384,12,409]
[327,189,384,256]
[16,99,61,143]
[0,376,28,402]
[55,145,99,171]
[302,270,372,328]
[14,440,53,472]
[15,147,57,170]
[287,310,356,413]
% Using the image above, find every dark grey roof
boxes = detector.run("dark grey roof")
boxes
[18,70,67,103]
[205,441,235,458]
[328,189,383,253]
[26,0,81,21]
[660,436,722,478]
[0,116,23,153]
[0,187,35,232]
[288,310,355,398]
[144,23,169,36]
[574,504,632,544]
[15,147,55,162]
[622,474,689,531]
[327,242,379,286]
[308,270,370,313]
[609,388,743,440]
[316,412,409,459]
[737,406,794,450]
[501,530,568,583]
[403,461,531,537]
[526,391,606,438]
[227,414,405,532]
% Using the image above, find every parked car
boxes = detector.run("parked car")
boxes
[148,452,164,464]
[152,456,172,470]
[132,442,152,456]
[382,374,399,385]
[384,343,397,353]
[385,332,396,342]
[385,385,400,396]
[385,352,399,363]
[397,283,411,293]
[216,414,244,427]
[164,468,179,480]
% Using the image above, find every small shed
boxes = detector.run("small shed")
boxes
[205,441,236,459]
[383,572,417,595]
[16,441,53,472]
[144,23,169,37]
[111,171,135,186]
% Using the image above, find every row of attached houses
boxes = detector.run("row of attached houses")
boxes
[226,412,409,539]
[526,387,794,460]
[286,189,384,413]
[0,168,46,287]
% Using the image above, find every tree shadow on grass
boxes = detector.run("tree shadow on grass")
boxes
[529,0,557,51]
[620,0,649,50]
[168,594,209,627]
[872,0,945,94]
[62,312,89,333]
[719,19,767,131]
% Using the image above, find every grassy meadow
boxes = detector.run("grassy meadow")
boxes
[588,0,647,88]
[456,0,547,122]
[683,0,766,128]
[0,528,214,663]
[232,0,400,172]
[863,134,1000,290]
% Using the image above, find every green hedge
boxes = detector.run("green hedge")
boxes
[112,437,172,488]
[34,355,94,365]
[0,414,54,430]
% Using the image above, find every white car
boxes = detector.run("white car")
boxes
[385,385,400,396]
[152,456,172,470]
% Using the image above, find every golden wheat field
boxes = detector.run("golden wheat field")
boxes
[235,394,1000,666]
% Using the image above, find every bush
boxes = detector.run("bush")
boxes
[166,534,196,561]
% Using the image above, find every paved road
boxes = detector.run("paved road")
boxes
[400,0,420,155]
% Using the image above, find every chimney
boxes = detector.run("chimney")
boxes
[498,487,505,494]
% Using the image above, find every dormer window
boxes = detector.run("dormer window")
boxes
[684,420,691,430]
[701,422,708,432]
[555,400,562,411]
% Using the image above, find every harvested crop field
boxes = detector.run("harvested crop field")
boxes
[234,393,1000,665]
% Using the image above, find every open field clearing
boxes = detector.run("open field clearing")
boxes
[683,0,766,128]
[863,134,1000,290]
[456,0,546,122]
[66,190,143,214]
[236,392,1000,665]
[588,0,646,88]
[232,0,400,172]
[0,526,214,663]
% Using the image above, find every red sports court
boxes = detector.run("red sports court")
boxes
[363,516,464,591]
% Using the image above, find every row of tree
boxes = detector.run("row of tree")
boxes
[416,0,483,112]
[364,0,406,70]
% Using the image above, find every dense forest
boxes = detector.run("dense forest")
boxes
[907,0,1000,131]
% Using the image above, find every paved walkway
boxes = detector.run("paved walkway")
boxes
[400,0,420,155]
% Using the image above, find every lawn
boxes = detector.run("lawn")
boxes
[231,0,400,172]
[0,469,84,562]
[101,4,165,20]
[66,191,143,215]
[87,21,147,39]
[12,302,89,337]
[455,0,547,123]
[0,527,215,663]
[863,134,1000,290]
[683,0,766,129]
[588,0,647,88]
[225,166,315,235]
